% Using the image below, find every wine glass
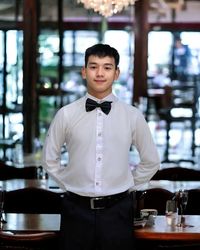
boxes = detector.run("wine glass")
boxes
[176,189,188,227]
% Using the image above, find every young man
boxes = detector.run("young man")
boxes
[42,43,160,250]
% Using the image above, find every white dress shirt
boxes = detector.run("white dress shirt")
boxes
[42,92,160,197]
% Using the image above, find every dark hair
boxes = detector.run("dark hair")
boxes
[85,44,120,69]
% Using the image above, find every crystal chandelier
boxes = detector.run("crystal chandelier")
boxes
[77,0,139,17]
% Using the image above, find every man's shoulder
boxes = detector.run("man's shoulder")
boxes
[61,96,85,111]
[116,99,139,112]
[115,100,145,122]
[54,96,85,121]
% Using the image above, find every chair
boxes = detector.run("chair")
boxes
[139,188,174,215]
[148,78,198,164]
[0,165,38,180]
[134,190,148,218]
[4,187,64,214]
[151,167,200,181]
[0,231,59,250]
[185,189,200,215]
[146,85,173,163]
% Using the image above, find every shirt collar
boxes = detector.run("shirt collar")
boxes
[85,92,117,103]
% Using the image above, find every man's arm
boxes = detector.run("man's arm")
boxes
[131,110,160,190]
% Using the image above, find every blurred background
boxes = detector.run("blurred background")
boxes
[0,0,200,168]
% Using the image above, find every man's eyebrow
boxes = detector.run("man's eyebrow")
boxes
[104,63,114,67]
[88,62,114,67]
[88,62,98,65]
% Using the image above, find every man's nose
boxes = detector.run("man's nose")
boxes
[96,67,104,76]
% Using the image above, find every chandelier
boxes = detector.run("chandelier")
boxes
[77,0,139,17]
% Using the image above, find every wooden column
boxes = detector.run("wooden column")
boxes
[23,0,39,153]
[132,0,149,104]
[58,0,64,106]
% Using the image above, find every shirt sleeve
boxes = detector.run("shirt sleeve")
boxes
[42,108,68,191]
[131,109,160,190]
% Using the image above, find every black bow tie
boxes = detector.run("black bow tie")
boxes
[85,98,112,115]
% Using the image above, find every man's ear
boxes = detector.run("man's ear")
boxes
[115,67,120,80]
[81,67,86,79]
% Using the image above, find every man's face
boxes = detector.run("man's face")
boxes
[82,55,120,99]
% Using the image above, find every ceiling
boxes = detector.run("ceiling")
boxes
[0,0,200,23]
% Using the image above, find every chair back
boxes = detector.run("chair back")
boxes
[185,189,200,215]
[0,165,38,180]
[4,187,64,214]
[139,188,174,215]
[151,167,200,181]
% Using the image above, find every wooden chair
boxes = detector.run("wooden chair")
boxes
[0,231,59,250]
[138,188,174,215]
[4,187,64,214]
[0,165,38,180]
[151,167,200,181]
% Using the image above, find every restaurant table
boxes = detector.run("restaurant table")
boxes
[2,213,200,250]
[1,179,200,194]
[2,213,200,240]
[0,213,60,232]
[135,215,200,250]
[148,88,165,97]
[135,215,200,241]
[0,178,63,193]
[141,180,200,193]
[0,213,60,250]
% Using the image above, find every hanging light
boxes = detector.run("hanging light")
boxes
[77,0,139,17]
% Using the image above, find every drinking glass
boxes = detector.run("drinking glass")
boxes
[165,200,178,226]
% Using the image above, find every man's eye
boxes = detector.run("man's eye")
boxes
[89,66,96,69]
[105,67,112,70]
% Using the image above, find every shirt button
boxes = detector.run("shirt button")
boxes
[98,132,102,136]
[97,157,101,161]
[96,182,99,186]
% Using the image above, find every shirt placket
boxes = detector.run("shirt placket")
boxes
[95,108,104,193]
